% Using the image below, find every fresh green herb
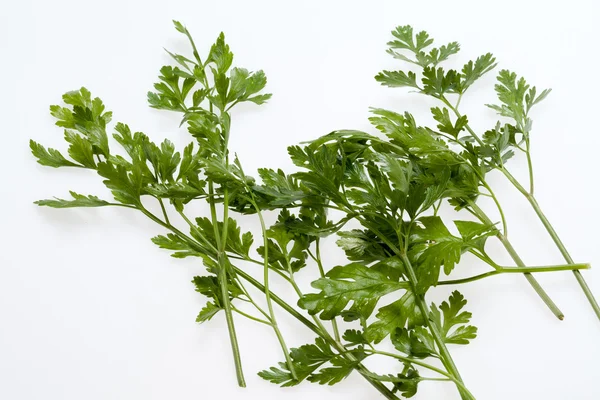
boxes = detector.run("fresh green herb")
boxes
[375,25,600,321]
[31,21,595,400]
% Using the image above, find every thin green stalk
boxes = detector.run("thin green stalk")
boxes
[479,180,509,237]
[525,139,534,195]
[157,198,170,225]
[467,200,565,320]
[441,96,485,148]
[400,255,473,400]
[141,204,245,384]
[177,210,219,254]
[221,188,230,249]
[364,350,476,398]
[443,102,565,319]
[284,265,399,399]
[314,239,342,342]
[354,215,472,400]
[439,263,590,285]
[208,180,246,387]
[140,206,399,399]
[232,276,272,321]
[232,306,272,326]
[234,161,297,380]
[366,349,451,377]
[232,268,400,400]
[500,168,600,321]
[252,201,298,381]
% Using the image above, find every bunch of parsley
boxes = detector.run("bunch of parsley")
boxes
[31,22,595,399]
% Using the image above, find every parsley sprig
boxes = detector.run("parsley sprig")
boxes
[375,25,600,321]
[31,22,595,400]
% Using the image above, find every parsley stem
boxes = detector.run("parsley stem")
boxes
[398,253,473,400]
[479,181,508,237]
[157,198,170,225]
[499,167,600,321]
[525,139,534,195]
[208,181,246,387]
[436,104,564,318]
[355,215,473,400]
[232,306,272,326]
[231,267,400,400]
[364,348,477,396]
[234,154,299,381]
[233,277,272,321]
[139,194,397,397]
[315,239,342,342]
[177,210,219,253]
[116,207,400,397]
[467,200,565,320]
[439,263,590,285]
[365,349,451,377]
[442,96,485,148]
[138,204,246,384]
[248,198,298,381]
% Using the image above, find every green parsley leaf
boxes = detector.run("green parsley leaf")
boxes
[375,70,419,89]
[34,191,111,208]
[152,233,201,258]
[299,263,409,320]
[365,291,424,343]
[30,140,80,168]
[430,291,477,345]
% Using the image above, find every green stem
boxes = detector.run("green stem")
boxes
[364,351,476,398]
[399,254,473,400]
[315,240,342,342]
[354,215,472,400]
[232,306,272,326]
[480,180,509,237]
[233,277,272,321]
[232,268,399,400]
[139,206,398,398]
[285,267,399,399]
[366,349,450,377]
[441,96,485,148]
[439,263,591,285]
[468,200,564,320]
[177,210,219,254]
[157,198,170,225]
[142,205,245,385]
[500,168,600,321]
[525,139,534,195]
[253,202,298,381]
[208,181,246,387]
[221,188,230,249]
[442,103,563,319]
[234,158,298,379]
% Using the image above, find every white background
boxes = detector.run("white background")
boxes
[1,0,599,399]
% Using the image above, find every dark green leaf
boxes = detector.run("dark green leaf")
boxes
[35,191,111,208]
[431,107,468,138]
[30,140,80,168]
[207,32,233,74]
[430,291,477,345]
[196,302,220,323]
[461,53,497,92]
[152,233,201,258]
[299,263,408,320]
[365,291,424,343]
[375,70,419,88]
[342,329,367,346]
[391,328,436,358]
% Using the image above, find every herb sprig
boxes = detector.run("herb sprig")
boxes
[375,25,600,320]
[31,21,595,399]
